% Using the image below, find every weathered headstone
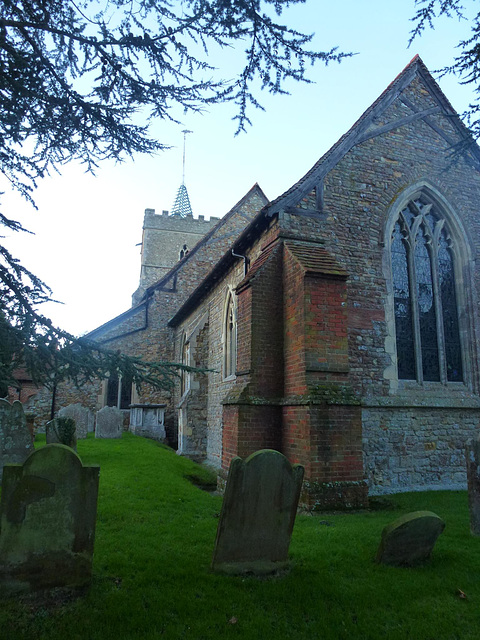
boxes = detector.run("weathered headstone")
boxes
[0,444,100,597]
[46,417,77,450]
[58,403,89,439]
[0,399,33,485]
[376,511,445,566]
[466,437,480,535]
[211,449,304,575]
[95,406,123,439]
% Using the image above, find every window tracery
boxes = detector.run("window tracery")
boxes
[391,196,463,383]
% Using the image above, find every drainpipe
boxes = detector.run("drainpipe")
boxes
[232,249,250,277]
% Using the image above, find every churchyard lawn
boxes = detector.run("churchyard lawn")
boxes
[1,432,479,639]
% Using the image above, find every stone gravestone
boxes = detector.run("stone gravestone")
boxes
[58,403,89,439]
[376,511,445,566]
[95,406,123,439]
[211,449,304,575]
[0,444,100,597]
[0,399,33,485]
[46,417,77,450]
[466,437,480,535]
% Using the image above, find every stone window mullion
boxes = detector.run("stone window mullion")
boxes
[406,233,423,383]
[429,227,447,384]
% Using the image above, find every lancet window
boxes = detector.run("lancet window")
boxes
[224,292,237,379]
[180,337,191,396]
[106,373,132,409]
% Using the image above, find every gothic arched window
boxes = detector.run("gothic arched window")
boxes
[391,196,463,383]
[223,291,237,379]
[106,373,132,409]
[180,336,191,396]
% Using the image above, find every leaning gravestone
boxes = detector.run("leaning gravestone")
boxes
[46,417,77,450]
[211,449,304,575]
[0,444,100,597]
[95,406,123,439]
[376,511,445,566]
[466,437,480,535]
[58,403,89,439]
[0,399,33,485]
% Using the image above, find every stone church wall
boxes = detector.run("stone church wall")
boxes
[173,221,281,468]
[280,74,480,493]
[48,186,268,444]
[363,405,480,494]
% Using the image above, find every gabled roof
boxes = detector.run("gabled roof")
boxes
[169,56,478,328]
[143,182,268,299]
[86,183,268,339]
[264,55,480,217]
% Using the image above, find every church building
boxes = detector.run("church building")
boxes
[48,57,480,508]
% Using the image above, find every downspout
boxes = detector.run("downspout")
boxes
[232,249,250,276]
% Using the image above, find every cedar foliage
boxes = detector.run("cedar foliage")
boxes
[0,0,348,393]
[411,0,480,138]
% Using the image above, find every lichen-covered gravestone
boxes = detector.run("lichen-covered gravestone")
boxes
[0,444,100,597]
[211,449,304,575]
[376,511,445,566]
[95,406,123,439]
[46,417,77,450]
[0,399,33,485]
[58,403,89,439]
[466,437,480,535]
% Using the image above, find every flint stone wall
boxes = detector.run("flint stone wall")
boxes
[363,404,480,495]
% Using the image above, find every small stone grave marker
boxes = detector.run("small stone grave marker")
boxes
[211,449,304,575]
[466,437,480,535]
[376,511,445,566]
[58,403,89,439]
[95,406,123,439]
[0,444,100,597]
[0,399,33,485]
[46,417,77,450]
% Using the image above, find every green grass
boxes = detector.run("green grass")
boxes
[2,433,480,639]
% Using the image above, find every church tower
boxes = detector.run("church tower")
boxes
[132,132,219,304]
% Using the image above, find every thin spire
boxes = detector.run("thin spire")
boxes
[171,129,193,217]
[182,128,191,184]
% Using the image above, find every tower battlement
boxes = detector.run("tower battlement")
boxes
[132,208,220,304]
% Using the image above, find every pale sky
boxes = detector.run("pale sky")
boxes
[2,0,477,336]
